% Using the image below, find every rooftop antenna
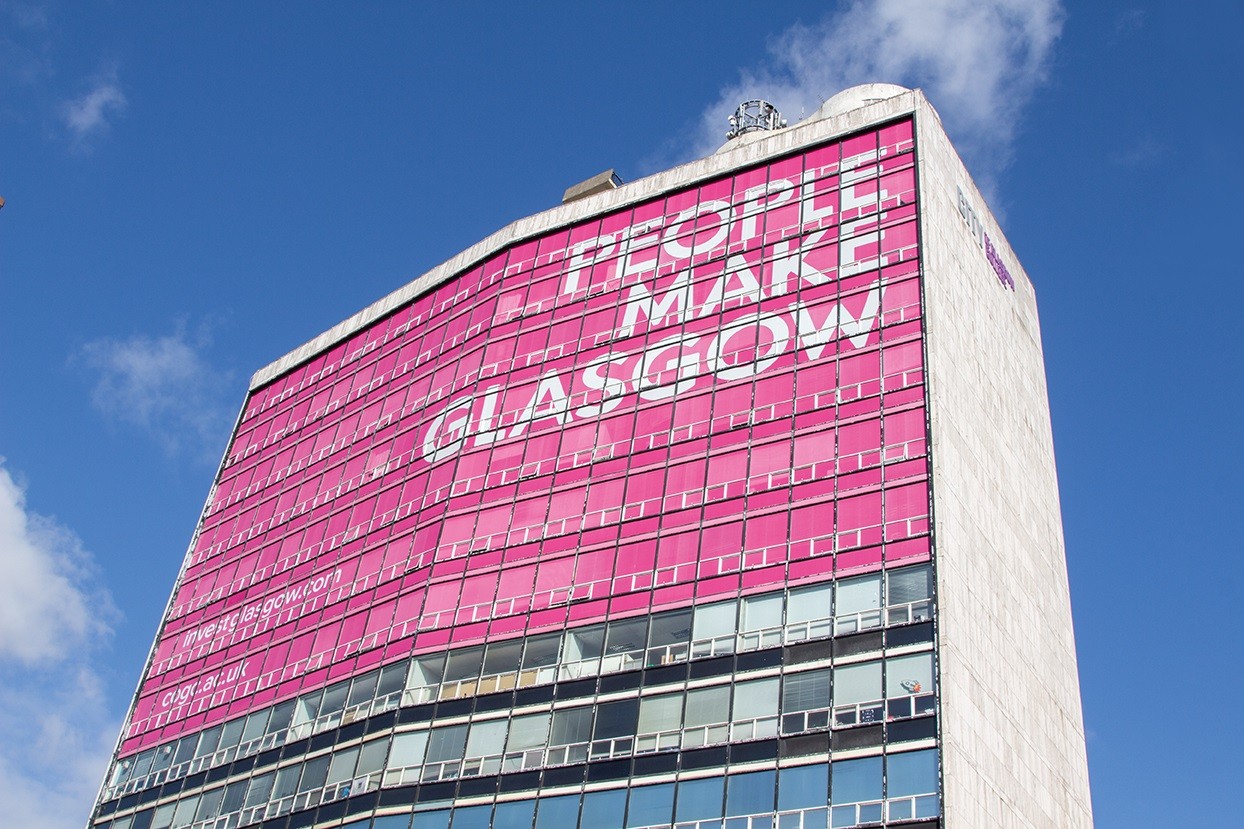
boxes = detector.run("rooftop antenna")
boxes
[726,100,787,140]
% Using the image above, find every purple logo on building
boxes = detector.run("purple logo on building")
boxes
[956,187,1015,291]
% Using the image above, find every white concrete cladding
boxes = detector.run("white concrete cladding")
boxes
[915,110,1094,825]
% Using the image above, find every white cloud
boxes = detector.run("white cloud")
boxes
[61,69,126,145]
[683,0,1064,197]
[79,323,237,460]
[0,464,110,663]
[0,461,119,828]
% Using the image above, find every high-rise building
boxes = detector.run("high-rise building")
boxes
[90,84,1093,829]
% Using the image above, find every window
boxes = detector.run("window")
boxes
[833,662,883,726]
[787,582,833,641]
[242,772,274,808]
[193,787,224,822]
[375,661,408,704]
[505,713,550,771]
[560,624,604,679]
[463,719,507,775]
[424,724,468,779]
[297,754,331,794]
[385,731,429,785]
[266,700,296,736]
[356,736,390,778]
[646,609,691,666]
[410,811,451,829]
[450,804,491,829]
[581,789,626,829]
[603,617,647,672]
[626,783,674,828]
[482,640,522,682]
[731,677,780,740]
[683,685,731,747]
[346,669,380,711]
[783,669,831,733]
[535,794,580,829]
[676,777,725,822]
[443,648,483,696]
[886,565,933,624]
[637,693,682,752]
[407,654,445,704]
[520,633,561,685]
[779,763,829,812]
[326,747,359,786]
[691,600,736,656]
[493,800,535,828]
[885,653,935,719]
[830,757,883,827]
[726,770,776,817]
[548,707,592,764]
[318,681,349,726]
[740,593,783,649]
[835,574,882,634]
[592,699,639,758]
[220,779,248,813]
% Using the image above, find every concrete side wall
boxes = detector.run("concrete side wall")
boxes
[915,104,1093,827]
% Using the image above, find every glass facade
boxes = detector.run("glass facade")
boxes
[93,116,940,829]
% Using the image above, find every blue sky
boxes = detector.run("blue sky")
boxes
[0,2,1240,826]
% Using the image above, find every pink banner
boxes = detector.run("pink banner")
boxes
[120,119,926,754]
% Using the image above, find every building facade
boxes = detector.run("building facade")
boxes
[90,85,1093,829]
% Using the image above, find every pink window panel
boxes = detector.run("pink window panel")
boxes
[754,372,795,422]
[804,141,841,182]
[879,119,914,157]
[882,275,920,327]
[884,407,927,462]
[879,168,916,210]
[706,448,748,503]
[623,468,665,520]
[573,548,616,600]
[458,572,499,621]
[882,341,924,392]
[665,458,706,501]
[792,428,835,483]
[881,220,919,266]
[391,588,425,631]
[533,555,575,608]
[521,430,561,474]
[838,418,882,473]
[547,487,587,536]
[699,521,743,574]
[742,510,789,572]
[794,358,838,416]
[748,439,791,486]
[615,538,658,591]
[841,130,879,174]
[790,501,833,560]
[838,350,882,402]
[837,491,883,549]
[712,382,754,429]
[654,530,698,585]
[884,481,929,541]
[437,511,477,558]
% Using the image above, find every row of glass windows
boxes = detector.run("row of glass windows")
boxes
[101,745,938,829]
[109,565,932,798]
